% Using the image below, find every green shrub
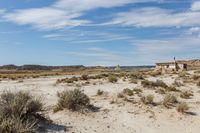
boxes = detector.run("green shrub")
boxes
[163,94,178,108]
[0,91,44,132]
[141,95,154,105]
[55,89,90,111]
[176,103,189,113]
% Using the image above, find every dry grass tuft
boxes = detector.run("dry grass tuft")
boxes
[163,94,178,108]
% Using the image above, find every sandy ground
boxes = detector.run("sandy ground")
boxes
[0,73,200,133]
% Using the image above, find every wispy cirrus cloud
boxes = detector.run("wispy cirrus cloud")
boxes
[106,3,200,28]
[2,0,158,30]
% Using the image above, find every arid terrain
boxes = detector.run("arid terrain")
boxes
[0,69,200,133]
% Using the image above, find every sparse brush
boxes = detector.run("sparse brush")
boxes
[141,95,154,105]
[108,76,118,83]
[129,78,138,84]
[80,75,89,80]
[172,80,183,87]
[0,91,44,132]
[178,71,190,78]
[180,91,193,99]
[176,102,189,113]
[96,89,104,96]
[192,75,200,80]
[197,80,200,87]
[163,94,178,108]
[155,80,168,88]
[123,88,133,96]
[141,80,168,89]
[165,86,179,92]
[155,88,166,94]
[55,89,90,112]
[133,88,142,94]
[117,92,125,98]
[149,70,162,77]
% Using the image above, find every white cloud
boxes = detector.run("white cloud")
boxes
[4,8,89,30]
[0,9,6,14]
[106,7,200,27]
[2,0,157,30]
[191,1,200,11]
[131,36,200,64]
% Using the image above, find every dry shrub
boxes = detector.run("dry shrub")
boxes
[165,86,179,92]
[0,91,44,132]
[197,80,200,87]
[123,88,133,96]
[80,75,89,80]
[148,70,162,77]
[172,80,183,87]
[176,103,189,113]
[155,88,166,94]
[133,88,143,94]
[55,89,90,112]
[108,76,118,83]
[192,75,200,80]
[117,92,125,98]
[178,71,190,78]
[163,94,178,108]
[96,89,104,96]
[141,95,154,105]
[130,78,138,84]
[180,91,193,99]
[141,80,168,89]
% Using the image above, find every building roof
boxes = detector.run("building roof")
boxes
[156,60,187,65]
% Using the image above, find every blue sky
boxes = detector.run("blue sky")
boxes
[0,0,200,66]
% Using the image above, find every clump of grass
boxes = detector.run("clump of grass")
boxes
[123,88,133,96]
[56,76,79,84]
[96,89,104,96]
[163,94,178,108]
[141,95,154,105]
[180,91,193,99]
[54,89,90,112]
[176,103,189,113]
[108,76,118,83]
[0,91,44,132]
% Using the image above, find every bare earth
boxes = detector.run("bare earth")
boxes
[0,73,200,133]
